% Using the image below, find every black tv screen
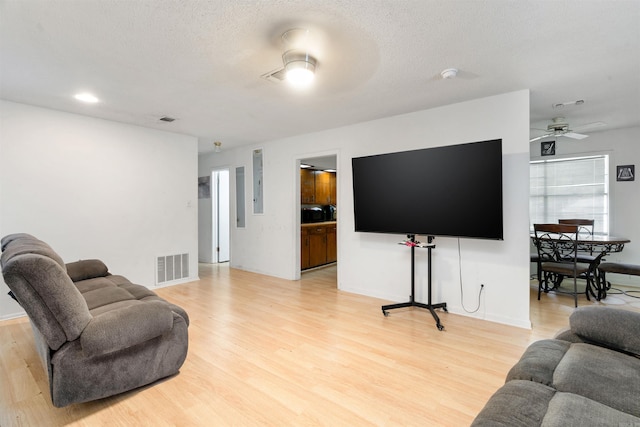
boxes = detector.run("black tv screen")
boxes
[352,139,503,240]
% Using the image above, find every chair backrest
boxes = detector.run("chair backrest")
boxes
[533,223,580,264]
[1,233,92,350]
[558,219,594,236]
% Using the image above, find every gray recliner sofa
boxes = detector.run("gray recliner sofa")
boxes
[1,233,189,407]
[472,306,640,426]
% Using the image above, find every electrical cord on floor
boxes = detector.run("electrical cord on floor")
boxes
[458,238,484,313]
[610,287,640,299]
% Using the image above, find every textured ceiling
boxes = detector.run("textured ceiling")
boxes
[1,0,639,153]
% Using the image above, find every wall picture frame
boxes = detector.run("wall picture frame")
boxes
[541,140,555,156]
[616,165,635,181]
[198,176,211,199]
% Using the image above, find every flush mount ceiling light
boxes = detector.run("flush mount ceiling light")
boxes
[74,92,99,103]
[440,68,458,79]
[213,141,222,152]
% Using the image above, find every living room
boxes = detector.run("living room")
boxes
[1,1,639,425]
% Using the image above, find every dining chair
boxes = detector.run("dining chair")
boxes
[558,218,594,236]
[558,219,596,262]
[533,223,595,307]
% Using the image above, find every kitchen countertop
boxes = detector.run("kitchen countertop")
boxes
[301,221,337,228]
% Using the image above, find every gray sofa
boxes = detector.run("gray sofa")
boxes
[472,306,640,426]
[1,233,189,407]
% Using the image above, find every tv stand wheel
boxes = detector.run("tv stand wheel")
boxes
[443,306,448,313]
[437,323,444,331]
[383,310,389,317]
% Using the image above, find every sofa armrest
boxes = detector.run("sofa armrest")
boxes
[81,301,173,357]
[569,306,640,356]
[553,328,587,343]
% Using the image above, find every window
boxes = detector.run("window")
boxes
[530,155,609,234]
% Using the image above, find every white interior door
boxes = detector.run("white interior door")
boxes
[212,169,230,263]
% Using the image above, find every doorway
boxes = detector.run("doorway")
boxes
[299,154,337,279]
[212,169,230,263]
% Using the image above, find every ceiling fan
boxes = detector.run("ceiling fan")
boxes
[529,117,606,143]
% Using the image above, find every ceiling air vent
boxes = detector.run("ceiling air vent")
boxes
[159,116,176,122]
[261,68,286,83]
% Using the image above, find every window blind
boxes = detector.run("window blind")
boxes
[530,155,609,234]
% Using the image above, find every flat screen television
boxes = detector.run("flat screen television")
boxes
[352,139,503,240]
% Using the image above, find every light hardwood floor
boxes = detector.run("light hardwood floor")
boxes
[2,264,639,426]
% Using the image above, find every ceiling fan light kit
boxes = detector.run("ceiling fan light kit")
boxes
[282,50,317,88]
[279,28,318,89]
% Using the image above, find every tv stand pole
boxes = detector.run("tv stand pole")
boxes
[381,235,448,331]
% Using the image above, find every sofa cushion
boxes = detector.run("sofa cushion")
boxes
[471,380,556,426]
[0,233,66,270]
[114,280,158,299]
[81,300,174,357]
[506,339,571,386]
[472,379,640,427]
[569,306,640,356]
[2,253,92,350]
[553,342,640,417]
[542,390,640,426]
[507,339,640,418]
[66,259,109,282]
[81,284,137,310]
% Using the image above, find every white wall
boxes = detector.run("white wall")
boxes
[200,90,532,328]
[530,125,640,286]
[198,184,213,263]
[0,101,199,320]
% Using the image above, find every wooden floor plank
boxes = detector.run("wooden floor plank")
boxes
[1,264,639,426]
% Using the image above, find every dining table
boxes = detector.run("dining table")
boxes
[531,233,631,300]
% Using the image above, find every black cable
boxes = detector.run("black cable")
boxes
[458,238,484,313]
[626,291,640,299]
[610,287,640,299]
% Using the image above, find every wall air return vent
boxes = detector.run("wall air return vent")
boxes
[156,253,189,285]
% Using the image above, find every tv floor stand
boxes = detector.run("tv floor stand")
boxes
[382,235,448,331]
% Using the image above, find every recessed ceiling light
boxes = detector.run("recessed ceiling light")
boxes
[440,68,458,79]
[300,163,313,168]
[74,92,99,103]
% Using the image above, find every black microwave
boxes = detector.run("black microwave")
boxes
[302,206,324,223]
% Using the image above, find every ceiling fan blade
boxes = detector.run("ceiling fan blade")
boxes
[564,132,589,140]
[529,133,552,143]
[572,121,606,132]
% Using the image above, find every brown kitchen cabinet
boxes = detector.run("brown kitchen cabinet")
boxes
[300,169,315,203]
[301,223,337,270]
[329,172,337,205]
[314,171,331,205]
[326,224,337,263]
[300,169,336,205]
[308,225,327,267]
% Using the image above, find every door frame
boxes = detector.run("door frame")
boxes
[294,151,339,280]
[211,168,230,263]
